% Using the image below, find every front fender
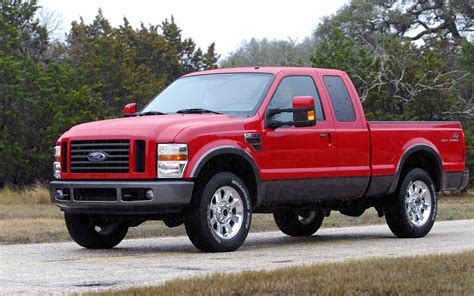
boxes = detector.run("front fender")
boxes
[185,140,259,179]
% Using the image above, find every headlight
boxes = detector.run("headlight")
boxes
[54,145,61,162]
[53,145,62,179]
[157,144,188,178]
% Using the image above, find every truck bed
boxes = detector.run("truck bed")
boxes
[368,121,466,190]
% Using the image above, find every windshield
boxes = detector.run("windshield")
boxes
[141,73,273,115]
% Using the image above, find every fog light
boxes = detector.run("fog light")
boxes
[56,189,64,200]
[146,190,154,200]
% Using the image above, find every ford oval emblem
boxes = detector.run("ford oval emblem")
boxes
[87,151,107,162]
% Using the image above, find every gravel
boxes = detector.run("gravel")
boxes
[0,219,473,295]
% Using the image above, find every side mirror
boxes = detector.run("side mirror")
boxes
[265,96,316,129]
[123,103,137,116]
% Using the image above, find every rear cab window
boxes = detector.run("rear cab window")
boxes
[323,76,356,122]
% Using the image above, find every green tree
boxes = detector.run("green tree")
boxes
[0,55,101,185]
[0,0,48,59]
[0,3,220,185]
[311,28,374,98]
[458,40,474,173]
[67,13,219,116]
[316,0,473,47]
[220,37,316,67]
[202,43,219,70]
[312,28,465,120]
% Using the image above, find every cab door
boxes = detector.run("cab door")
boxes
[319,73,370,198]
[260,73,338,202]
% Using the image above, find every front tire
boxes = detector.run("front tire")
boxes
[65,213,129,249]
[273,209,324,236]
[385,168,437,238]
[184,172,252,252]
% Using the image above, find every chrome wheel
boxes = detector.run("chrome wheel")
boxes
[298,211,317,225]
[385,168,437,238]
[208,186,244,240]
[405,180,432,227]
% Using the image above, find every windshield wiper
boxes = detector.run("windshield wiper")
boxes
[176,108,222,114]
[138,111,167,116]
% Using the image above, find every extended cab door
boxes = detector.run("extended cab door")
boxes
[319,72,370,198]
[260,73,338,202]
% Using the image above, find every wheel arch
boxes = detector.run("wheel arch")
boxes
[388,144,443,194]
[189,146,262,207]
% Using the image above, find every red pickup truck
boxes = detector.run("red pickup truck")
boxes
[50,67,469,252]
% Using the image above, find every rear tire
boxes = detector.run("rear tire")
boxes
[385,168,437,238]
[184,172,252,252]
[273,209,324,236]
[65,213,129,249]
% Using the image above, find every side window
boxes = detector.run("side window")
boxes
[269,76,324,122]
[323,76,356,122]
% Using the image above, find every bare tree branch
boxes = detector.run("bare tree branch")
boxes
[38,7,64,41]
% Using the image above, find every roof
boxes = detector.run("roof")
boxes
[183,67,346,77]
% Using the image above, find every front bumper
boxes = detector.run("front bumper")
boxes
[50,180,194,214]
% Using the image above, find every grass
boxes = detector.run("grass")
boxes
[88,250,474,295]
[0,184,51,205]
[0,185,473,244]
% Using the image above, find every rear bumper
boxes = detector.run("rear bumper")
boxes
[443,169,470,191]
[459,169,469,190]
[50,180,194,214]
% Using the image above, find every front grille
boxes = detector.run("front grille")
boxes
[70,140,130,173]
[61,142,68,172]
[135,140,146,173]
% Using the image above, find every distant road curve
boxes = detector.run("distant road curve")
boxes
[0,220,473,294]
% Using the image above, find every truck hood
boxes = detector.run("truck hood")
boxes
[61,114,233,142]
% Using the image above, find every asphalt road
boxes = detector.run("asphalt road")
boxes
[1,219,473,294]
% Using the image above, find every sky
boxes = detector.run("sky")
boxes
[39,0,349,58]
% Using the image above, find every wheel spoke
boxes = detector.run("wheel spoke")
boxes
[231,215,241,223]
[416,184,423,194]
[230,198,240,209]
[209,204,217,213]
[215,223,222,234]
[213,193,220,204]
[416,212,423,222]
[420,188,427,197]
[223,224,232,236]
[408,185,414,196]
[223,190,232,202]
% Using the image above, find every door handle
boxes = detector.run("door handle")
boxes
[328,132,335,148]
[319,133,335,147]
